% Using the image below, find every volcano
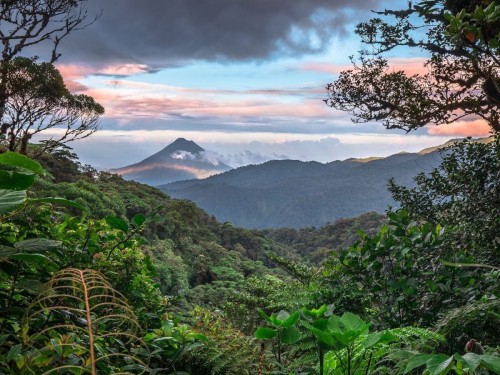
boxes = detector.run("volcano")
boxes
[110,138,232,185]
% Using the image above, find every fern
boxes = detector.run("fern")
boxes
[434,299,500,346]
[22,268,149,374]
[187,307,267,375]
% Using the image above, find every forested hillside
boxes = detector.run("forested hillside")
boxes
[160,150,444,228]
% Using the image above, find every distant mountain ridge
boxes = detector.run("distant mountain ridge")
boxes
[158,144,450,229]
[111,138,232,185]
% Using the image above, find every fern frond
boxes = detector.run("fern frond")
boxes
[23,268,149,374]
[435,299,500,336]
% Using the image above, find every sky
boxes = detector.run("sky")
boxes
[34,0,492,169]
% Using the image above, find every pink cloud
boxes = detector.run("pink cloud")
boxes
[57,63,153,93]
[427,120,492,137]
[300,57,429,77]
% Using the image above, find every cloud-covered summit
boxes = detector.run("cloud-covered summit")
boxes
[59,0,384,67]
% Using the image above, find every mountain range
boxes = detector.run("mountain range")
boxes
[158,143,452,229]
[110,138,231,185]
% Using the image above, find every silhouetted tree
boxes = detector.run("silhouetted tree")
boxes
[325,0,500,132]
[0,0,99,148]
[1,57,103,154]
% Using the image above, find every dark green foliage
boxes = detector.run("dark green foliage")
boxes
[263,212,386,263]
[321,209,496,330]
[389,137,500,265]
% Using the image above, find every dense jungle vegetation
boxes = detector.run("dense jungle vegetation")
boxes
[0,0,499,374]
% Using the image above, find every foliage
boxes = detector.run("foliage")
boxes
[389,137,500,266]
[189,307,267,375]
[145,316,207,373]
[391,350,500,375]
[0,0,99,152]
[0,57,104,154]
[325,0,500,132]
[19,268,149,374]
[255,308,445,375]
[262,212,386,264]
[320,209,498,332]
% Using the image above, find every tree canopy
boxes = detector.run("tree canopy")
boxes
[0,57,104,154]
[325,0,500,132]
[0,0,100,154]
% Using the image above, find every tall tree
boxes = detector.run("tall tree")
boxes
[325,0,500,133]
[0,0,99,147]
[1,57,103,154]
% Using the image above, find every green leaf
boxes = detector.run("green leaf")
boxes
[0,245,17,257]
[328,313,369,345]
[480,354,500,373]
[281,326,301,344]
[14,278,45,293]
[257,309,273,324]
[28,197,85,211]
[403,354,435,374]
[14,238,61,252]
[105,215,129,232]
[303,322,335,346]
[363,331,383,349]
[276,311,300,327]
[0,152,43,175]
[426,354,454,375]
[255,327,277,340]
[303,305,328,318]
[132,213,146,227]
[7,344,22,362]
[0,170,35,190]
[0,189,26,213]
[9,253,58,272]
[455,353,481,373]
[339,312,368,331]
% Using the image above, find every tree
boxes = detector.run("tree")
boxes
[325,0,500,132]
[389,137,500,265]
[0,57,104,154]
[0,0,99,147]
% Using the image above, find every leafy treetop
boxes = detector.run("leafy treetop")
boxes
[325,0,500,132]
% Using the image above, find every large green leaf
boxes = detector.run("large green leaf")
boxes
[257,309,274,324]
[0,170,35,190]
[0,152,43,174]
[403,354,435,374]
[426,354,454,375]
[303,305,328,318]
[0,189,26,213]
[481,355,500,374]
[105,215,129,232]
[132,213,146,227]
[303,322,335,346]
[255,327,277,340]
[275,311,300,327]
[328,313,369,345]
[455,353,481,373]
[9,253,58,272]
[281,326,301,344]
[14,238,61,252]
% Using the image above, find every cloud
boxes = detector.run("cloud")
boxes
[216,150,290,166]
[427,120,492,137]
[55,0,385,66]
[299,57,430,76]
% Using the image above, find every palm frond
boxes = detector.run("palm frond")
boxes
[22,268,149,374]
